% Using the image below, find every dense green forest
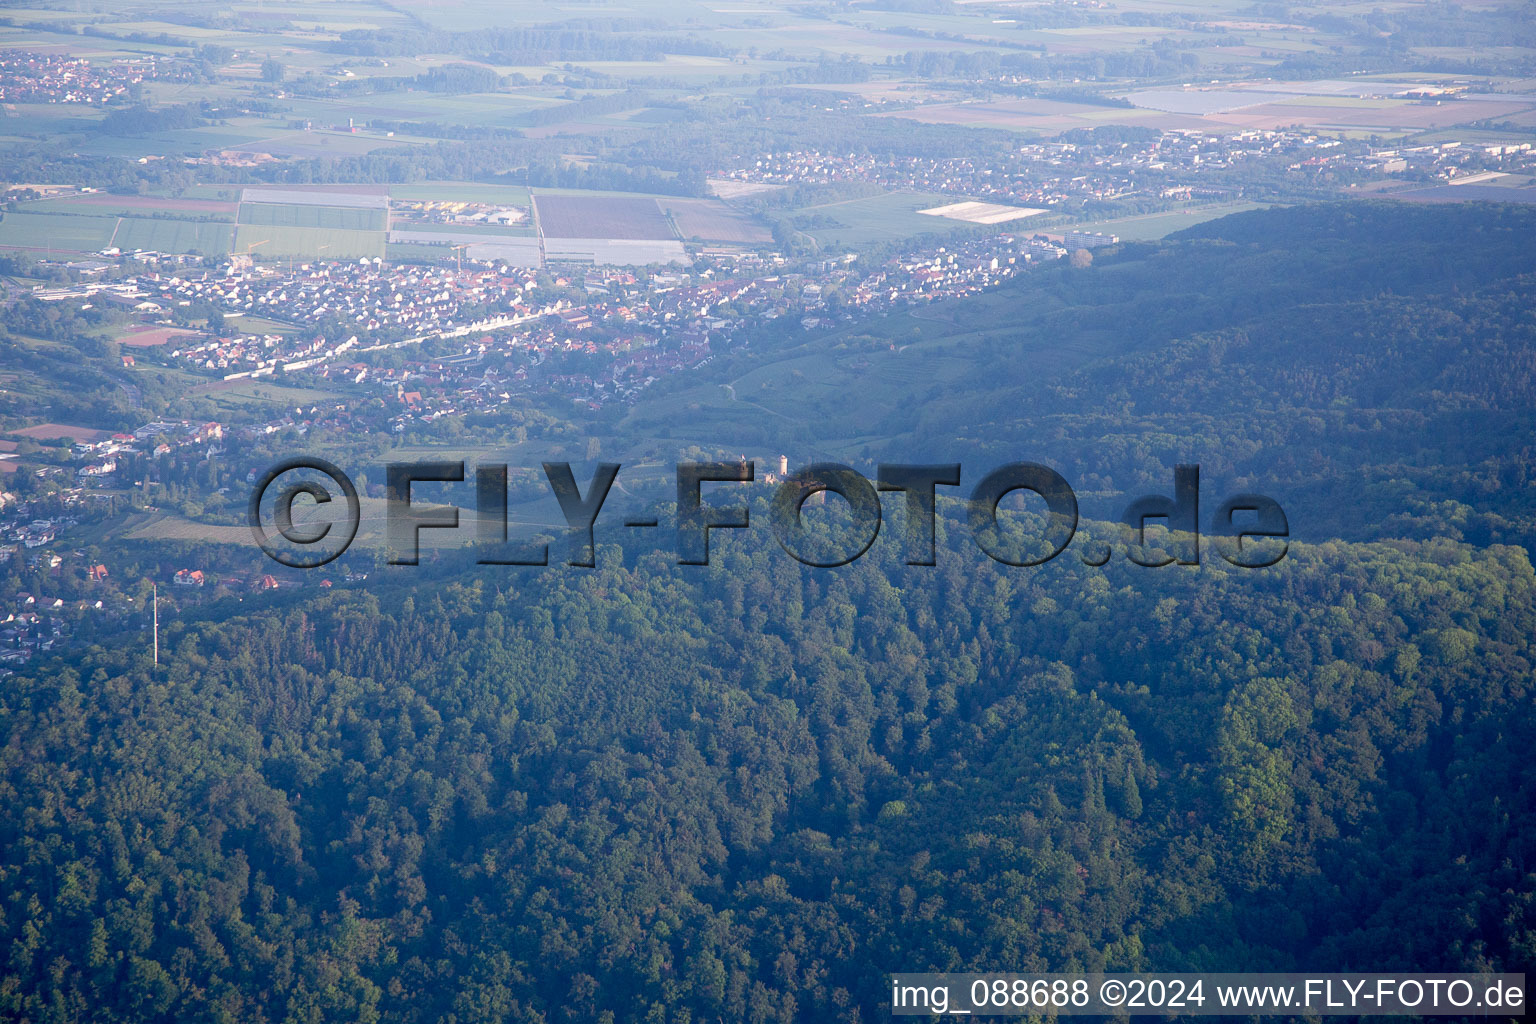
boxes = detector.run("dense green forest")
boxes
[1,520,1532,1022]
[3,202,1534,1022]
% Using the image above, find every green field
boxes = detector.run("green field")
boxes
[196,379,345,410]
[390,182,534,204]
[1069,201,1274,241]
[114,218,236,255]
[241,129,424,158]
[0,209,239,255]
[71,126,275,159]
[782,190,978,248]
[225,314,300,335]
[184,186,245,202]
[0,103,103,136]
[234,224,384,259]
[239,203,388,231]
[0,212,117,253]
[20,197,237,221]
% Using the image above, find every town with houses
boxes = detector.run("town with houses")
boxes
[0,49,199,106]
[1,211,1080,670]
[3,121,1535,671]
[716,127,1536,206]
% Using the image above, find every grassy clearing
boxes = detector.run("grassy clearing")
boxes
[193,379,345,412]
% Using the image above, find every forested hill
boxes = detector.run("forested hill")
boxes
[1,522,1532,1022]
[3,200,1535,1022]
[627,201,1536,555]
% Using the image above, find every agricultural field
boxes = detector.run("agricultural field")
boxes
[1123,89,1278,115]
[1384,181,1536,205]
[779,190,979,248]
[534,194,676,240]
[0,195,239,256]
[182,186,246,202]
[877,96,1201,135]
[658,199,772,244]
[223,314,299,335]
[0,184,776,264]
[1066,201,1275,241]
[113,218,235,255]
[72,126,277,159]
[1120,80,1536,132]
[233,224,384,260]
[226,190,392,257]
[707,179,787,201]
[9,422,112,443]
[240,188,389,208]
[239,202,388,232]
[18,194,237,218]
[886,83,1536,137]
[0,212,117,253]
[325,92,567,129]
[116,326,202,349]
[230,129,428,159]
[1187,98,1536,133]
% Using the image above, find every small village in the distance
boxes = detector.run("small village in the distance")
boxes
[3,10,1536,670]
